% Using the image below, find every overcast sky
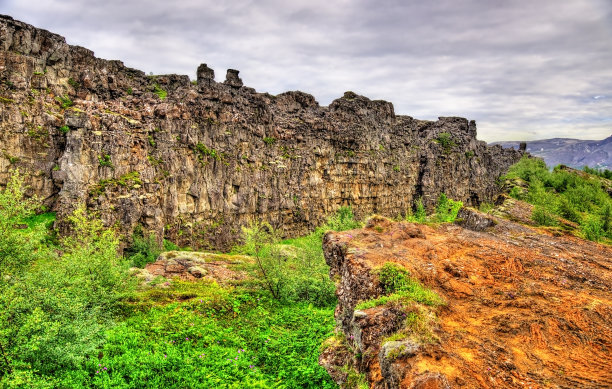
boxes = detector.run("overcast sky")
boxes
[3,0,611,142]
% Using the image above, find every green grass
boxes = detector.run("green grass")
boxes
[355,287,444,310]
[48,282,337,388]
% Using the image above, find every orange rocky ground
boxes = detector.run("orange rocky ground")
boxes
[321,203,611,388]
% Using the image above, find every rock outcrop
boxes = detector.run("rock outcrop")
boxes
[321,207,612,388]
[0,15,522,249]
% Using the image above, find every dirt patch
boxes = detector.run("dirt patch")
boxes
[323,207,612,388]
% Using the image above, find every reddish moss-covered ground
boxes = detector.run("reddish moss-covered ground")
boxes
[322,205,611,388]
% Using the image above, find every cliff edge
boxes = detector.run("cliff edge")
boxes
[0,15,521,249]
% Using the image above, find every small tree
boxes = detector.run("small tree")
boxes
[241,221,284,300]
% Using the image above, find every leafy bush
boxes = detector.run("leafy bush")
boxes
[504,156,612,243]
[434,132,456,153]
[55,95,73,109]
[124,226,162,268]
[377,263,411,294]
[583,166,612,180]
[356,262,444,310]
[434,193,463,222]
[0,174,133,384]
[406,198,427,223]
[531,205,558,226]
[237,207,360,306]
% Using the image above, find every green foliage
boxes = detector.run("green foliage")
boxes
[126,87,133,95]
[479,202,494,214]
[355,287,444,310]
[357,263,444,310]
[148,135,156,148]
[59,125,70,134]
[0,174,133,385]
[407,194,462,223]
[531,205,558,226]
[0,170,45,280]
[82,291,336,388]
[98,153,113,168]
[195,143,222,165]
[583,166,612,180]
[434,132,456,153]
[124,226,162,268]
[377,263,411,294]
[343,366,368,389]
[319,206,362,234]
[68,78,79,89]
[434,193,463,222]
[263,137,276,145]
[153,84,167,100]
[504,156,612,242]
[55,95,73,109]
[89,172,142,197]
[406,198,427,223]
[383,309,438,347]
[465,150,475,158]
[236,207,360,307]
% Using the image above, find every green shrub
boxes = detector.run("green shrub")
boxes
[406,198,426,223]
[356,262,444,310]
[434,193,462,222]
[55,95,73,109]
[434,132,456,153]
[67,78,79,89]
[504,156,612,243]
[124,226,162,268]
[532,205,559,226]
[98,153,113,168]
[236,207,360,306]
[377,263,411,294]
[0,177,133,383]
[263,137,276,145]
[582,215,604,241]
[59,125,70,134]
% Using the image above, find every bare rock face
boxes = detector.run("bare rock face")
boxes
[0,15,522,249]
[322,212,612,388]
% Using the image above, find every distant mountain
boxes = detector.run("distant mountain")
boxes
[491,135,612,170]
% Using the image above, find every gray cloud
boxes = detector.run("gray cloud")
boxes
[3,0,611,141]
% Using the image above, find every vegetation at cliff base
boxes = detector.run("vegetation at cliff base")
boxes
[0,171,360,388]
[504,156,612,243]
[406,193,462,224]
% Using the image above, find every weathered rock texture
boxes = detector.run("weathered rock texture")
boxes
[133,251,249,285]
[0,15,522,249]
[321,208,612,388]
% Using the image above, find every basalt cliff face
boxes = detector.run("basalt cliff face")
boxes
[321,205,612,388]
[0,15,521,249]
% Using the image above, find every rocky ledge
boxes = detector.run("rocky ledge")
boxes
[321,205,612,388]
[0,15,522,249]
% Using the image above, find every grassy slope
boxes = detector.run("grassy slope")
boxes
[503,156,612,244]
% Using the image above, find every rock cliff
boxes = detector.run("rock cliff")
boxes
[0,15,522,249]
[321,205,612,388]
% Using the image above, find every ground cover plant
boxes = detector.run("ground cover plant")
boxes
[0,171,362,387]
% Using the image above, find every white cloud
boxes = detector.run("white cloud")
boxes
[4,0,611,142]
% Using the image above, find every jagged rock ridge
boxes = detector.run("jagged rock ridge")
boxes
[0,15,522,249]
